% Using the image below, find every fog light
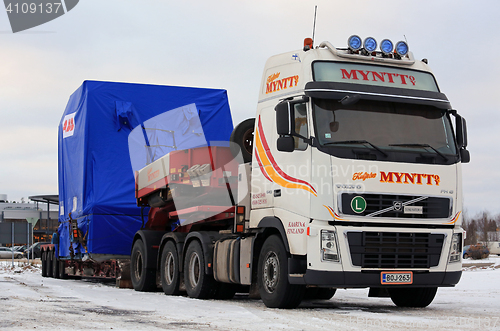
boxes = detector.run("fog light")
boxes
[321,230,340,262]
[448,233,462,263]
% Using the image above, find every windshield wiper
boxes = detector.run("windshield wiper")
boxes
[389,143,448,161]
[324,140,388,157]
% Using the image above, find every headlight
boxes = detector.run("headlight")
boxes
[448,233,462,263]
[321,230,340,262]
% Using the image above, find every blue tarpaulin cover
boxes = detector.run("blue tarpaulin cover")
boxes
[58,80,233,258]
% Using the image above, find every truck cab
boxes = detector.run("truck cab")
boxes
[131,36,468,309]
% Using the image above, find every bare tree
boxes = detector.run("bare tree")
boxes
[463,209,477,246]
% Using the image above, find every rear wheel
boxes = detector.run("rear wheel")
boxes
[388,287,438,307]
[258,235,305,308]
[52,250,60,279]
[184,240,215,299]
[58,260,67,279]
[47,250,54,278]
[160,241,181,295]
[131,239,156,292]
[41,250,48,277]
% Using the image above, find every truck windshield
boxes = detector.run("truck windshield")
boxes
[312,99,457,160]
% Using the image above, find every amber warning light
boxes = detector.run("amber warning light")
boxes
[304,38,313,50]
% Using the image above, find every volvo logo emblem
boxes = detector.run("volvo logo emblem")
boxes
[393,201,402,211]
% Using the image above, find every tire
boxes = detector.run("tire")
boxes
[388,287,438,308]
[58,260,67,279]
[304,287,336,300]
[41,250,48,278]
[131,239,157,292]
[47,250,54,278]
[258,235,305,308]
[160,241,181,295]
[230,118,255,163]
[52,250,60,279]
[184,240,216,299]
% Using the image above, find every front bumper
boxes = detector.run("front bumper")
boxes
[289,270,461,287]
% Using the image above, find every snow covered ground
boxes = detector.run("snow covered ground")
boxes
[1,258,499,330]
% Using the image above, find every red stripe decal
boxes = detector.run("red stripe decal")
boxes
[257,117,317,194]
[255,151,273,183]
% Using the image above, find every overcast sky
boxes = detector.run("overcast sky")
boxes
[0,0,499,218]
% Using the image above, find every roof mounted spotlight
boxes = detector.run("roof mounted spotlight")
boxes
[395,41,409,57]
[380,39,393,55]
[348,35,362,52]
[363,37,377,53]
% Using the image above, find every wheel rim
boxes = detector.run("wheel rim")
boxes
[263,251,279,294]
[164,252,175,285]
[133,251,143,281]
[188,252,201,288]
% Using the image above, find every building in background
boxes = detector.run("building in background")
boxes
[0,194,58,245]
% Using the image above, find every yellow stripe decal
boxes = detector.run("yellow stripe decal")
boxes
[255,129,317,196]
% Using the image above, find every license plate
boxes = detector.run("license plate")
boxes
[381,271,413,284]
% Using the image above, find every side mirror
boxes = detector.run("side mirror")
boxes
[455,115,468,149]
[460,149,470,163]
[277,136,294,152]
[275,102,294,135]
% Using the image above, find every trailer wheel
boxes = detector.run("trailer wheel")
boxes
[304,287,336,300]
[184,240,215,299]
[41,250,48,278]
[230,118,255,163]
[258,235,305,308]
[47,249,54,278]
[388,287,437,307]
[131,239,157,292]
[58,260,67,279]
[52,250,60,279]
[160,241,181,295]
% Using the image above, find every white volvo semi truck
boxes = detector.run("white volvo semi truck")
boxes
[132,35,469,308]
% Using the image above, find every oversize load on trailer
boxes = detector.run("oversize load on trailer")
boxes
[58,81,233,257]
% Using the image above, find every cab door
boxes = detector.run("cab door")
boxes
[251,100,314,223]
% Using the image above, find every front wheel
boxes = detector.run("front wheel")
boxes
[258,235,305,308]
[388,287,437,307]
[131,239,156,292]
[160,241,181,295]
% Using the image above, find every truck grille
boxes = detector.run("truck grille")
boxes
[347,232,444,268]
[340,193,451,219]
